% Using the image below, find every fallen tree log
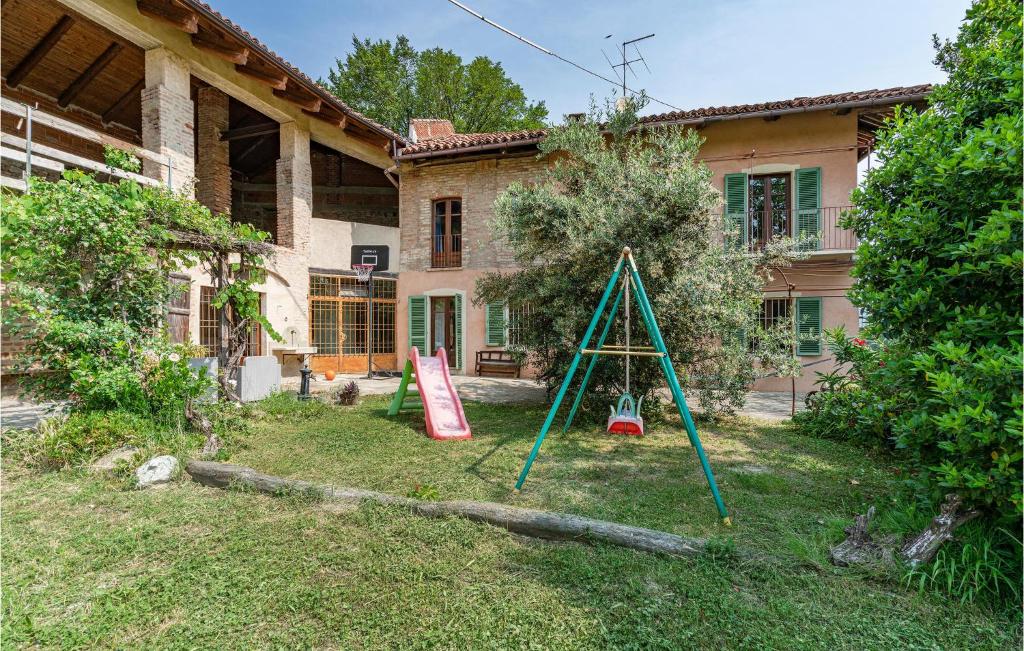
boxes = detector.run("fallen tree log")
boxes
[185,460,708,557]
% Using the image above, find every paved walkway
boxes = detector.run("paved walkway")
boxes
[285,374,804,421]
[1,376,803,430]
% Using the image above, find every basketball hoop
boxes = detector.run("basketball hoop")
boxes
[353,263,374,283]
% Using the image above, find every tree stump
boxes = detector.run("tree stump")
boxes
[829,506,895,567]
[900,494,980,567]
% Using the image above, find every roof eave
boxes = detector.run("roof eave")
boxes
[640,92,932,129]
[178,0,407,147]
[395,137,544,161]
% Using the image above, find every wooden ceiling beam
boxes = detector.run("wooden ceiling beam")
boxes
[234,134,271,165]
[102,78,144,125]
[272,88,320,113]
[7,15,76,89]
[302,108,346,129]
[235,64,287,90]
[137,0,197,34]
[191,33,248,65]
[58,42,123,108]
[220,122,279,141]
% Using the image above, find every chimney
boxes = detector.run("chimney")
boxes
[408,118,455,144]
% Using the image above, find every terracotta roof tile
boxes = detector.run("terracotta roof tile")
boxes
[399,129,548,156]
[638,84,932,126]
[397,85,932,158]
[180,0,407,145]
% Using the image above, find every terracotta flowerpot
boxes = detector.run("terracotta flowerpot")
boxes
[324,370,336,381]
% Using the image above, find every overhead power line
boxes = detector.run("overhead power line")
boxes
[443,0,683,112]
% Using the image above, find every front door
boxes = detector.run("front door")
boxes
[431,296,456,366]
[748,173,791,248]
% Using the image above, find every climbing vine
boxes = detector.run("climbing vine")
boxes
[1,169,280,450]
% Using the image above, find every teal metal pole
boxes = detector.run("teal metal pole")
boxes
[515,256,626,490]
[562,286,624,432]
[626,257,731,524]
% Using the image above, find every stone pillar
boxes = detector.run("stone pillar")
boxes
[275,122,312,252]
[141,48,194,194]
[195,86,231,215]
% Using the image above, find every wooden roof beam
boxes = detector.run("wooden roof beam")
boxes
[192,33,248,65]
[302,109,346,129]
[234,134,271,165]
[7,15,75,89]
[137,0,198,34]
[220,122,279,141]
[235,64,287,90]
[58,42,123,108]
[273,87,321,113]
[102,78,144,126]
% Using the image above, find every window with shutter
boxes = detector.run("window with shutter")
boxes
[485,302,506,347]
[408,295,428,354]
[795,297,823,356]
[723,172,748,249]
[794,167,822,251]
[453,293,463,369]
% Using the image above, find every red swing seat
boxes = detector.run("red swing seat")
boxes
[607,394,644,436]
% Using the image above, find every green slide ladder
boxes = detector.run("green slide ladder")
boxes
[387,359,423,415]
[513,247,731,525]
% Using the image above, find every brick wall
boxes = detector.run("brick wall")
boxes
[398,154,545,271]
[311,147,398,228]
[195,87,231,215]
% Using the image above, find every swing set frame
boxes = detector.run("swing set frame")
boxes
[513,247,731,525]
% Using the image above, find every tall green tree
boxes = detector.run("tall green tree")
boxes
[324,36,548,136]
[845,0,1022,519]
[475,99,801,415]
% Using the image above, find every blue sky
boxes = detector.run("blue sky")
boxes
[210,0,970,124]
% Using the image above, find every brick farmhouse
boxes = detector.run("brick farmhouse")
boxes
[1,0,929,394]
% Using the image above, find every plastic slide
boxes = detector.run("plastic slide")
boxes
[409,347,472,440]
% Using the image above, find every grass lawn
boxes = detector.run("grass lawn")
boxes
[2,394,1019,649]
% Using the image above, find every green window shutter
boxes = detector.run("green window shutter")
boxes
[453,293,463,369]
[795,297,823,356]
[794,167,822,251]
[485,302,506,347]
[408,296,428,354]
[723,172,748,249]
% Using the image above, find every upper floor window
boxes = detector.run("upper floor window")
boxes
[432,198,462,268]
[748,173,791,249]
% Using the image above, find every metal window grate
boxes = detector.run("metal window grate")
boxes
[199,286,263,357]
[760,298,790,330]
[507,303,532,349]
[199,286,219,357]
[372,302,395,354]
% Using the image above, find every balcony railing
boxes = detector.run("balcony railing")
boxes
[0,97,171,192]
[723,206,857,253]
[431,232,462,268]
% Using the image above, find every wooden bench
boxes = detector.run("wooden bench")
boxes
[476,350,521,378]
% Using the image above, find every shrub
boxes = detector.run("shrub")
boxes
[794,328,889,445]
[333,381,360,406]
[38,410,150,468]
[842,0,1022,521]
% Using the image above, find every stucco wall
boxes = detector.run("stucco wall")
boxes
[310,219,401,272]
[396,111,864,386]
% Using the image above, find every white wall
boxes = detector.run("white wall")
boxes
[310,218,400,272]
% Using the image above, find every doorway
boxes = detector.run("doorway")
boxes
[748,173,791,248]
[431,296,457,366]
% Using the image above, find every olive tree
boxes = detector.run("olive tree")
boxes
[476,99,801,416]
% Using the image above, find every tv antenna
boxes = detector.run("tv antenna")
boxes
[603,33,654,98]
